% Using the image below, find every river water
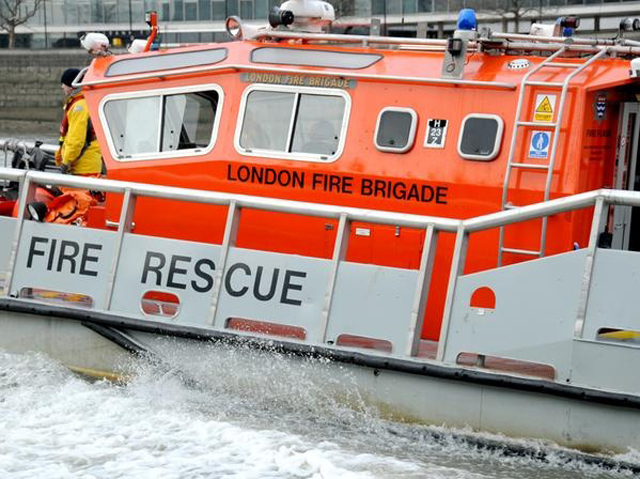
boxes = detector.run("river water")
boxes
[1,339,638,479]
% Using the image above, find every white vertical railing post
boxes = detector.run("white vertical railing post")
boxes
[405,223,438,357]
[436,223,468,362]
[574,196,606,339]
[319,213,349,343]
[208,201,240,327]
[104,188,137,310]
[3,173,37,298]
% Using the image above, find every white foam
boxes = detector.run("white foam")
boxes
[0,348,636,479]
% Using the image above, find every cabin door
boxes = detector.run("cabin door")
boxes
[612,102,640,250]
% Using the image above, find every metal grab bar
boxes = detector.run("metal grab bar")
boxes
[0,139,58,155]
[73,62,517,91]
[0,168,461,231]
[5,167,640,239]
[71,67,89,89]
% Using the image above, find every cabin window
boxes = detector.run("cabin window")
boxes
[251,47,382,69]
[105,48,228,77]
[101,85,223,161]
[236,85,350,162]
[374,107,417,153]
[162,92,217,152]
[458,114,504,161]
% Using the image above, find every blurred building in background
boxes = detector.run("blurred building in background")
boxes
[1,0,640,48]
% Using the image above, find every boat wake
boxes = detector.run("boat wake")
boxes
[0,344,637,479]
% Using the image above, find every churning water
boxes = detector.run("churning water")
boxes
[1,340,638,479]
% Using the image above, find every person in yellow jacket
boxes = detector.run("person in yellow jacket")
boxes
[56,68,103,176]
[34,68,105,226]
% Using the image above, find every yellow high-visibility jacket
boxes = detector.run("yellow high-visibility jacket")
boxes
[58,93,102,175]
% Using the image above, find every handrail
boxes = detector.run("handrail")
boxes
[0,168,461,231]
[0,139,58,155]
[4,167,640,234]
[256,30,640,56]
[0,167,26,183]
[253,30,451,47]
[73,62,517,90]
[468,190,600,232]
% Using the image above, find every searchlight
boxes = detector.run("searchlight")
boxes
[268,0,334,33]
[80,32,110,56]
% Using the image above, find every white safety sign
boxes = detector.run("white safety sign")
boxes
[533,94,556,123]
[529,131,550,159]
[424,119,448,148]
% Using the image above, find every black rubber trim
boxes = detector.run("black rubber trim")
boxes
[2,297,640,411]
[81,322,148,356]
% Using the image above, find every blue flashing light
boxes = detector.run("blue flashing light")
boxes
[457,9,477,31]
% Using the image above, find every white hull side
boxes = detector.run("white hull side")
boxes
[1,308,639,454]
[0,309,135,376]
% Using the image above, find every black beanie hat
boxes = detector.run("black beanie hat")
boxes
[60,68,81,87]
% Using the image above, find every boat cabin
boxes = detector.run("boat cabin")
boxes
[51,7,640,340]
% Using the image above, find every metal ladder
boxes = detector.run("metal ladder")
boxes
[498,46,608,266]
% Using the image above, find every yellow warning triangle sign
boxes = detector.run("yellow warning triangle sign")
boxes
[536,96,553,113]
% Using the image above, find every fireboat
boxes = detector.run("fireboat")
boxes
[2,0,640,459]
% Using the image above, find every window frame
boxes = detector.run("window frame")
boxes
[457,113,504,161]
[251,47,383,70]
[98,83,224,162]
[234,83,351,163]
[105,47,228,77]
[374,107,418,154]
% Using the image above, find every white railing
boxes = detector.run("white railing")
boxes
[1,167,639,380]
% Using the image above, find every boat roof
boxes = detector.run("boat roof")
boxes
[83,33,638,93]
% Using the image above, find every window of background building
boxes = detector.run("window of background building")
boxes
[418,0,433,12]
[46,0,63,26]
[403,0,417,14]
[170,0,183,20]
[185,1,198,20]
[117,1,130,22]
[161,1,170,21]
[91,0,103,22]
[240,0,253,18]
[63,0,79,24]
[226,0,238,17]
[255,0,268,18]
[199,0,211,20]
[445,0,460,11]
[388,0,402,14]
[132,1,145,21]
[103,0,117,23]
[212,0,226,20]
[464,0,484,10]
[77,1,91,25]
[433,0,448,12]
[144,0,161,13]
